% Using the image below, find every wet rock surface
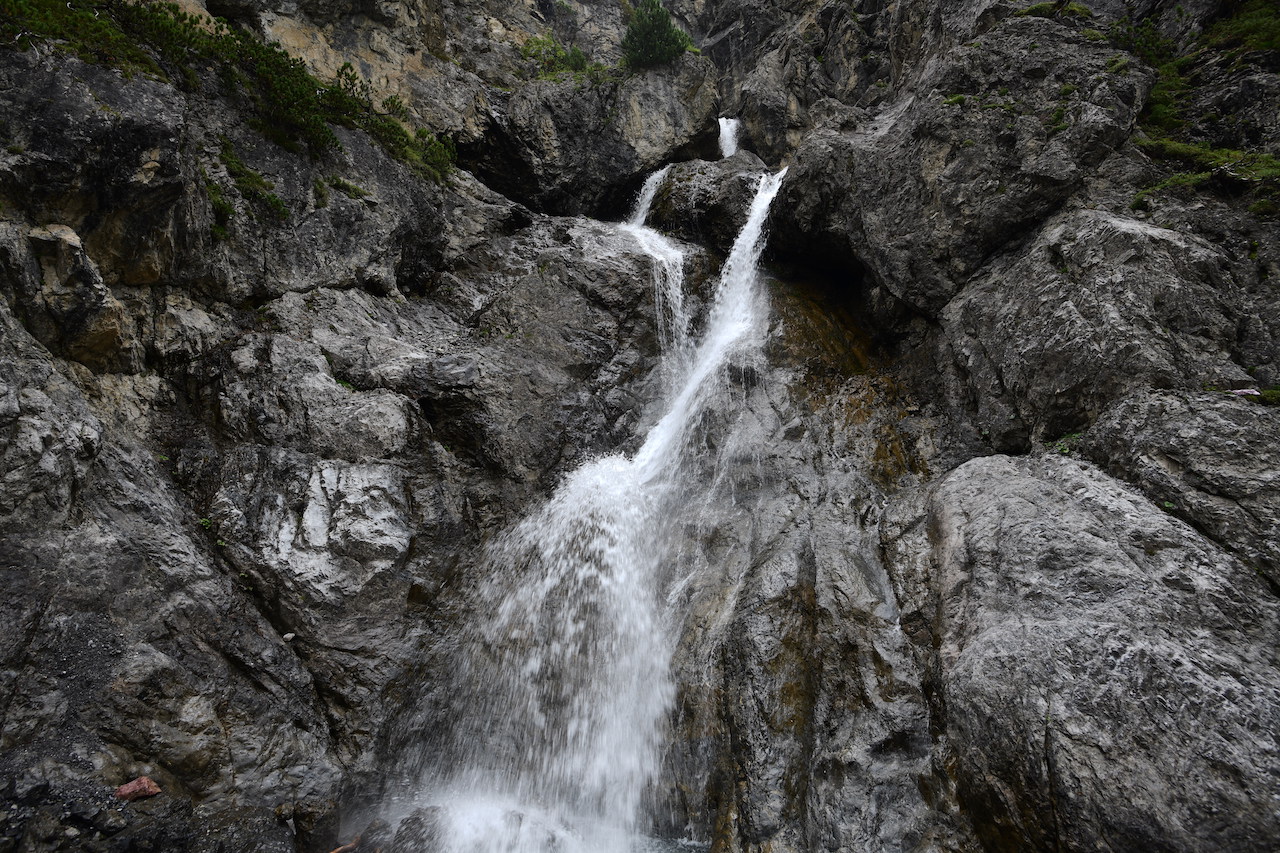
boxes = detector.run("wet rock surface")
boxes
[645,152,770,252]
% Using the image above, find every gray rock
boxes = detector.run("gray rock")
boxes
[936,207,1273,450]
[1083,390,1280,590]
[920,454,1280,852]
[460,54,720,215]
[0,26,693,853]
[389,806,445,852]
[646,152,770,253]
[775,16,1149,314]
[2,1,1280,851]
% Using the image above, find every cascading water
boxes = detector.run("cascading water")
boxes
[619,166,691,381]
[717,118,740,158]
[408,167,788,853]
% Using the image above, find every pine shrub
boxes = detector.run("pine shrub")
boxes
[621,0,691,69]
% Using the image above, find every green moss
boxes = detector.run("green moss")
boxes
[1134,137,1280,181]
[327,176,368,199]
[1016,2,1092,19]
[219,138,288,221]
[1206,0,1280,54]
[1050,432,1082,454]
[199,166,234,240]
[1105,55,1131,73]
[1107,5,1280,214]
[1130,170,1211,209]
[205,185,232,240]
[1260,389,1280,406]
[312,176,329,208]
[0,0,454,180]
[1142,70,1191,134]
[1047,103,1069,135]
[942,93,966,106]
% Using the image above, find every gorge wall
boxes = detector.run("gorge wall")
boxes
[1,0,1278,851]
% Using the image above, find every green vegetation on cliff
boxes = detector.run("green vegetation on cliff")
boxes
[219,138,289,222]
[1206,0,1280,53]
[1113,3,1280,210]
[0,0,453,180]
[621,0,693,68]
[519,31,624,84]
[522,32,588,74]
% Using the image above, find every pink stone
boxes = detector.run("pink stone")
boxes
[114,776,162,801]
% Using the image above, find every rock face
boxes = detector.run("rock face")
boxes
[776,16,1150,314]
[646,150,770,251]
[0,25,695,850]
[460,53,721,214]
[1083,391,1280,591]
[921,455,1280,852]
[2,0,1279,851]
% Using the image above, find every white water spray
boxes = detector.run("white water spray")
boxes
[415,167,788,853]
[717,118,740,158]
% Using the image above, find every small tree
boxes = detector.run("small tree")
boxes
[622,0,692,69]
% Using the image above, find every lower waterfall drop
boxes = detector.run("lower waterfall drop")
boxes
[417,167,788,853]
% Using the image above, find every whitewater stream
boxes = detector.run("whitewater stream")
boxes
[398,151,787,852]
[717,117,741,158]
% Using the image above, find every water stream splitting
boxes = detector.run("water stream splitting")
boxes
[411,166,788,853]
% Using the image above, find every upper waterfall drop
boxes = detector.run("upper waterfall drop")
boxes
[717,118,740,158]
[620,166,690,360]
[407,167,789,853]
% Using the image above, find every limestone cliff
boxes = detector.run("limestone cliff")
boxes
[0,0,1277,851]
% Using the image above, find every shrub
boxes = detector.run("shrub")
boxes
[622,0,692,69]
[327,176,368,199]
[521,32,588,75]
[202,169,234,240]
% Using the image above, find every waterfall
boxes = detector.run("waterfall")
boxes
[411,168,788,853]
[620,166,690,377]
[717,118,740,158]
